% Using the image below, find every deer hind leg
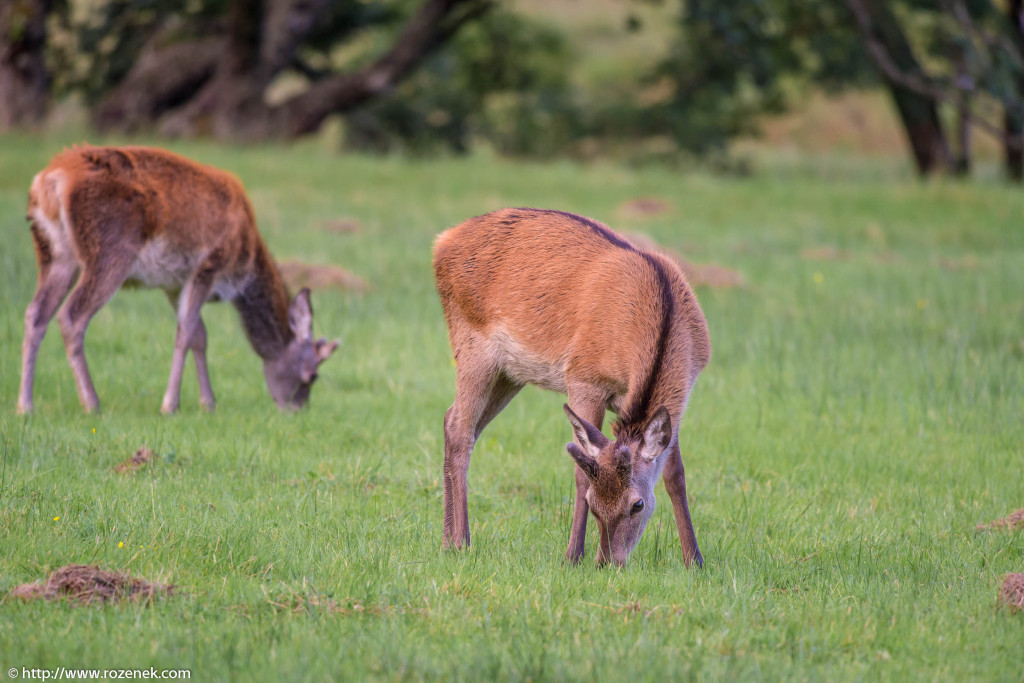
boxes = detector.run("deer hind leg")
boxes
[442,337,521,550]
[161,275,214,414]
[18,251,79,414]
[564,384,606,564]
[664,443,703,568]
[164,290,215,412]
[56,256,135,413]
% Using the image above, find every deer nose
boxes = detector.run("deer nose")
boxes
[611,548,631,567]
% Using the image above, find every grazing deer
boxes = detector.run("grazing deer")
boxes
[17,145,338,415]
[433,208,711,567]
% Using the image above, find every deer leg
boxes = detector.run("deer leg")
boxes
[564,386,606,564]
[442,340,519,550]
[663,443,703,568]
[18,259,79,414]
[57,259,134,413]
[161,277,213,414]
[595,516,612,567]
[165,291,215,412]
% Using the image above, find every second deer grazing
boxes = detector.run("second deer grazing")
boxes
[18,145,338,415]
[433,208,711,567]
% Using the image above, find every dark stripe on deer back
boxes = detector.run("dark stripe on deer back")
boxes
[618,252,673,432]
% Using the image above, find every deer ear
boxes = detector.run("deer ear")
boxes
[639,406,672,461]
[315,337,339,363]
[288,288,313,341]
[566,443,600,481]
[562,404,608,457]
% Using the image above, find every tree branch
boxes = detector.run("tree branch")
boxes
[844,0,1024,152]
[271,0,494,138]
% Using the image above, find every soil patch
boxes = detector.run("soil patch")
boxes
[321,218,362,234]
[939,255,979,271]
[10,565,174,605]
[977,508,1024,531]
[623,232,746,289]
[999,573,1024,612]
[115,446,156,475]
[619,197,671,217]
[278,261,368,292]
[801,245,850,261]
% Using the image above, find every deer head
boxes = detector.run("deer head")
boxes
[563,403,672,566]
[263,288,338,410]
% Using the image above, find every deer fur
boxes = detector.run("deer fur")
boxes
[18,144,338,415]
[433,208,711,567]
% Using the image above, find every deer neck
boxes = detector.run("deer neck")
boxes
[233,248,293,361]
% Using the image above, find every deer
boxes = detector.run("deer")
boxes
[17,144,338,415]
[432,208,711,567]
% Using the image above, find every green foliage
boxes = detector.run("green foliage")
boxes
[344,10,578,157]
[639,0,873,154]
[52,0,223,101]
[51,0,399,103]
[0,135,1022,679]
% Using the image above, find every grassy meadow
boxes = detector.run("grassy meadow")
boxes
[0,134,1021,681]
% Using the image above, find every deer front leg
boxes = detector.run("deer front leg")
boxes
[162,278,213,414]
[165,291,215,412]
[663,443,703,568]
[564,387,605,564]
[565,465,591,564]
[595,516,612,567]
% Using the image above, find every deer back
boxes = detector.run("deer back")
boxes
[433,208,710,429]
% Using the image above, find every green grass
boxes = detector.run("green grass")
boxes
[0,134,1021,681]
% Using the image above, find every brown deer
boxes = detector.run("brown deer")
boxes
[17,145,338,415]
[433,208,711,567]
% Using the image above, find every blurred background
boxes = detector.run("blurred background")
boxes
[5,0,1024,178]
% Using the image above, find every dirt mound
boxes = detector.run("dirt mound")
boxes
[623,232,746,289]
[999,573,1024,612]
[321,218,362,234]
[939,255,979,271]
[115,446,156,475]
[619,197,670,217]
[801,245,850,261]
[278,261,368,292]
[10,565,173,605]
[976,508,1024,531]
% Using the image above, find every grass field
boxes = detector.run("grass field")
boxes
[0,134,1021,681]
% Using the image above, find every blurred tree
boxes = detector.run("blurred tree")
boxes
[646,0,1024,178]
[79,0,493,140]
[1004,0,1024,179]
[0,0,59,130]
[842,0,952,175]
[343,10,575,156]
[631,0,873,157]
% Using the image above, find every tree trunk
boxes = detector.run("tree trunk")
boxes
[159,0,490,140]
[0,0,52,131]
[954,46,971,177]
[1006,0,1024,181]
[270,0,492,138]
[843,0,951,176]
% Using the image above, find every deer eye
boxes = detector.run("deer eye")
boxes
[631,499,644,514]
